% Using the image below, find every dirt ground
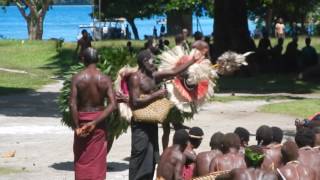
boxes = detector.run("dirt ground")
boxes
[0,81,301,180]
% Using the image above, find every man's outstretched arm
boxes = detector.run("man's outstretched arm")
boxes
[153,55,197,82]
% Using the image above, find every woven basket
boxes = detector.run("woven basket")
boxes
[192,170,230,180]
[133,98,174,123]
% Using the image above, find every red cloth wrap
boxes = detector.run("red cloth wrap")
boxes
[173,55,209,102]
[182,163,195,180]
[74,111,107,180]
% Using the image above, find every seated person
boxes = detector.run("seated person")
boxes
[300,37,318,70]
[182,127,204,180]
[277,141,316,180]
[295,128,320,179]
[217,145,278,180]
[157,129,189,180]
[195,132,224,176]
[209,133,246,172]
[234,127,250,154]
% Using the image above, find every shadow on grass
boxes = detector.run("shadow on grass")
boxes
[42,48,78,78]
[0,91,60,117]
[50,161,129,172]
[217,74,320,94]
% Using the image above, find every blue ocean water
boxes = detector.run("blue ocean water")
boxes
[0,5,255,42]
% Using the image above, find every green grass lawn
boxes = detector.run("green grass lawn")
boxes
[259,99,320,118]
[0,40,58,95]
[212,95,305,103]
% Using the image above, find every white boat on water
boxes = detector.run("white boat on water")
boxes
[78,18,127,41]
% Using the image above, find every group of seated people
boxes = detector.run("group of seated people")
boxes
[256,35,318,74]
[157,123,320,179]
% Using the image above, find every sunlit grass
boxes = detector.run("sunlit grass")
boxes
[259,99,320,118]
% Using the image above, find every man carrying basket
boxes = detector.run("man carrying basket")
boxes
[127,48,206,180]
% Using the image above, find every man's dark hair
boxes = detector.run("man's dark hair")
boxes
[281,141,299,163]
[295,127,315,148]
[127,41,132,47]
[194,31,203,41]
[210,132,224,150]
[234,127,250,145]
[137,50,152,68]
[173,129,189,146]
[175,34,184,45]
[81,29,88,35]
[256,125,273,146]
[164,40,170,46]
[83,47,98,65]
[189,127,204,149]
[244,145,265,168]
[271,126,283,144]
[221,133,241,153]
[306,37,311,46]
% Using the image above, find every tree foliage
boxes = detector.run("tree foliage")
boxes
[1,0,53,40]
[247,0,320,22]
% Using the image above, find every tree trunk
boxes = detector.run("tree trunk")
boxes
[127,18,139,40]
[214,0,253,56]
[265,8,273,36]
[167,11,192,36]
[36,16,45,40]
[26,14,46,40]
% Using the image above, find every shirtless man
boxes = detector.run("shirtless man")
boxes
[275,18,285,38]
[277,141,316,180]
[157,129,189,180]
[75,29,92,61]
[313,127,320,151]
[295,128,320,180]
[209,133,246,172]
[70,47,117,180]
[128,42,208,180]
[195,132,224,176]
[234,127,250,154]
[218,145,278,180]
[182,127,204,180]
[258,127,283,171]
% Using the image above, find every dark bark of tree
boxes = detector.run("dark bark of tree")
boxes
[214,0,253,56]
[15,1,50,40]
[127,18,139,40]
[265,8,273,36]
[167,11,192,36]
[26,16,45,40]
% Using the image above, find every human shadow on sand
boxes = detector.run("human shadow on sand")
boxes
[50,161,129,172]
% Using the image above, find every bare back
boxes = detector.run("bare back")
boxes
[196,150,222,176]
[230,168,278,180]
[298,147,320,180]
[278,162,316,180]
[209,152,246,172]
[261,144,283,171]
[73,68,111,111]
[157,146,185,180]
